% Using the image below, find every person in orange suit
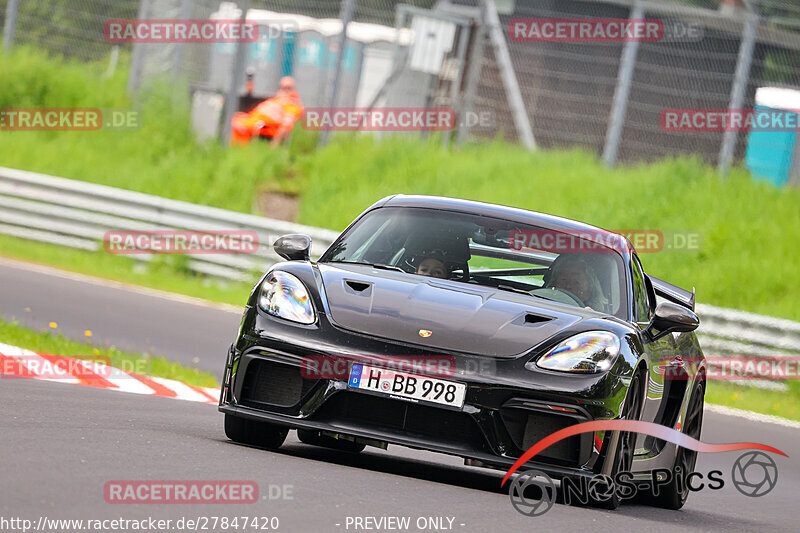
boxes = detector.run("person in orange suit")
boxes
[230,76,304,148]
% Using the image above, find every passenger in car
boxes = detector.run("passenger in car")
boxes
[416,256,448,279]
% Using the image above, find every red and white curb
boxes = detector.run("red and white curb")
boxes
[4,343,799,430]
[0,342,219,404]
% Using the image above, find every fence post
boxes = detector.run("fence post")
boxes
[484,0,535,150]
[717,11,759,177]
[442,23,471,149]
[172,0,193,84]
[221,0,251,146]
[319,0,356,147]
[602,0,644,168]
[126,0,150,94]
[457,18,486,147]
[2,0,21,52]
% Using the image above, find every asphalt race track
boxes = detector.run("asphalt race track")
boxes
[0,258,241,376]
[1,258,797,532]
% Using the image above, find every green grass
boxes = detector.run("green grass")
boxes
[2,46,800,420]
[0,234,253,306]
[298,136,800,321]
[2,46,799,321]
[706,381,800,422]
[0,318,218,388]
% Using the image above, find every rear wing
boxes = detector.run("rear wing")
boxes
[647,275,695,311]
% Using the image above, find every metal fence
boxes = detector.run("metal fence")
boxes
[1,0,139,61]
[1,164,799,391]
[4,0,800,178]
[477,0,800,180]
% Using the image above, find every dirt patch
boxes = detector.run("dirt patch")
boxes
[254,190,300,221]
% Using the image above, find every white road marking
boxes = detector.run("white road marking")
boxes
[150,376,216,403]
[0,343,80,384]
[76,359,157,396]
[203,387,221,400]
[705,403,800,430]
[6,325,800,428]
[0,342,215,404]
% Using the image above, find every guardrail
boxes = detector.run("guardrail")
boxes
[695,303,800,391]
[0,166,339,281]
[1,166,798,391]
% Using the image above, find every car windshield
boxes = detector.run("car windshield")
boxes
[321,207,628,318]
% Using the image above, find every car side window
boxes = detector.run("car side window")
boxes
[631,255,651,323]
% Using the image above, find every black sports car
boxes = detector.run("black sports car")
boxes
[219,195,706,509]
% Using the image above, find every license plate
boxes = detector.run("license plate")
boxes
[347,363,466,409]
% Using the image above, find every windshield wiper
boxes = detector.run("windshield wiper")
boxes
[330,261,406,273]
[371,263,405,273]
[496,284,532,296]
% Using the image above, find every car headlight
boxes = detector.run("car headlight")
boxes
[257,271,315,325]
[531,331,621,373]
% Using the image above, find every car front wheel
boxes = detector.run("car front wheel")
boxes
[650,376,705,509]
[586,368,645,510]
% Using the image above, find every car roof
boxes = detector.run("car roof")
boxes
[373,194,634,258]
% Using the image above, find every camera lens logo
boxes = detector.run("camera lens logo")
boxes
[508,469,556,516]
[731,451,778,497]
[586,474,614,502]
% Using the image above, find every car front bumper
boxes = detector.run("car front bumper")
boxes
[219,308,630,479]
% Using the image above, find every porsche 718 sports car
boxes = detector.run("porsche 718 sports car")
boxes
[219,195,706,510]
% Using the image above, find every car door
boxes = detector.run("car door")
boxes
[630,254,676,456]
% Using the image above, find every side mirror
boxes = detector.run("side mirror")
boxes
[646,301,699,341]
[273,234,311,261]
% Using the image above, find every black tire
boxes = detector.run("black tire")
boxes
[297,429,366,453]
[649,376,705,510]
[586,368,645,510]
[224,414,288,450]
